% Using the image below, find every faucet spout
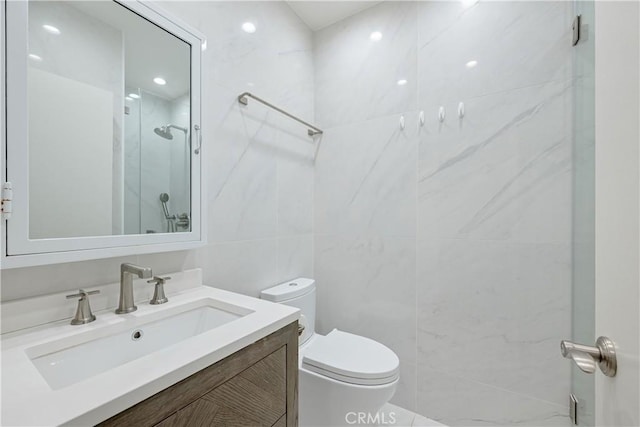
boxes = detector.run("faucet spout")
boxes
[116,263,153,314]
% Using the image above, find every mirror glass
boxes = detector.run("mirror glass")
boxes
[27,1,191,239]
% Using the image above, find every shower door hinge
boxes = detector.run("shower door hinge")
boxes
[1,182,13,220]
[572,15,582,46]
[569,393,578,425]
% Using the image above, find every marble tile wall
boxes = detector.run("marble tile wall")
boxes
[2,2,314,302]
[313,1,573,424]
[28,1,124,235]
[171,0,316,296]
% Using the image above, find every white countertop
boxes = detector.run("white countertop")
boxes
[1,271,299,426]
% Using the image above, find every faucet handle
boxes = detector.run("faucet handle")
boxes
[148,276,170,305]
[66,289,99,325]
[66,289,100,299]
[147,276,171,285]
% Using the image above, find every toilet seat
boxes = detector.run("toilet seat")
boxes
[301,329,399,386]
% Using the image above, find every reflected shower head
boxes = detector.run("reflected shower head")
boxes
[154,124,188,141]
[154,126,174,140]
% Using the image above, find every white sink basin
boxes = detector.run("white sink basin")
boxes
[1,275,300,427]
[27,299,250,390]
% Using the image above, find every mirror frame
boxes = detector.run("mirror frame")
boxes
[1,0,207,269]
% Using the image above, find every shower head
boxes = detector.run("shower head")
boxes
[154,126,174,140]
[154,124,188,140]
[160,193,171,220]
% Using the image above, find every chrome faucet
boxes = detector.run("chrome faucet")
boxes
[116,263,153,314]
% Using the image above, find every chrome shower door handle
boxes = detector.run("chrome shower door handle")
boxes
[194,124,202,154]
[560,336,617,377]
[562,343,597,374]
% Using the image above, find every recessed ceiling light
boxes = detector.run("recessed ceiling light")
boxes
[153,77,166,85]
[28,53,43,62]
[128,93,140,99]
[397,79,408,86]
[465,60,478,68]
[125,96,133,101]
[42,24,61,35]
[242,22,256,34]
[461,0,479,9]
[370,31,383,41]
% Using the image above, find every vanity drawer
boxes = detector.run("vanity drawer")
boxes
[98,322,298,427]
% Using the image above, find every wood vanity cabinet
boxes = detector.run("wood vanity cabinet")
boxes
[98,322,298,427]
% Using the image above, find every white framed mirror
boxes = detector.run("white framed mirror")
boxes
[1,1,206,268]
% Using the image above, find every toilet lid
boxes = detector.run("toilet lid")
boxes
[302,329,399,386]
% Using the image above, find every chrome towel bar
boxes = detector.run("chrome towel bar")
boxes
[237,91,323,137]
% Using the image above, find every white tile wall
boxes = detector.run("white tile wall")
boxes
[315,234,417,408]
[314,1,418,129]
[315,113,418,238]
[313,1,573,423]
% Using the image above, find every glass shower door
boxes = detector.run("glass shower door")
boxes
[571,1,595,425]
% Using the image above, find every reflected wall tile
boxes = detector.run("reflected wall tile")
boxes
[315,234,416,410]
[169,95,192,218]
[416,368,568,426]
[418,80,572,243]
[417,1,572,105]
[416,239,571,405]
[124,94,141,234]
[140,92,173,234]
[315,113,418,238]
[314,2,418,128]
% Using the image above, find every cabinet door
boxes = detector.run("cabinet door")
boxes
[155,347,286,427]
[155,399,259,427]
[99,323,298,427]
[201,346,286,425]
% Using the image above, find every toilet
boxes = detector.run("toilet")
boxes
[261,278,399,427]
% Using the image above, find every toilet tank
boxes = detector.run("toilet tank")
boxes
[260,278,315,345]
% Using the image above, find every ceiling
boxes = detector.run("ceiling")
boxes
[286,1,383,31]
[72,2,190,101]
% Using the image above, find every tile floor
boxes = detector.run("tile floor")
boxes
[377,403,445,427]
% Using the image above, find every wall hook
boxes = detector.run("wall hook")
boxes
[458,102,465,119]
[419,111,425,127]
[400,115,405,130]
[438,106,446,123]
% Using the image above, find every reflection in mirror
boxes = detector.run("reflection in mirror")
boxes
[27,1,191,239]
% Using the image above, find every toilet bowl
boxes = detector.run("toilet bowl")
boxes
[261,278,399,427]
